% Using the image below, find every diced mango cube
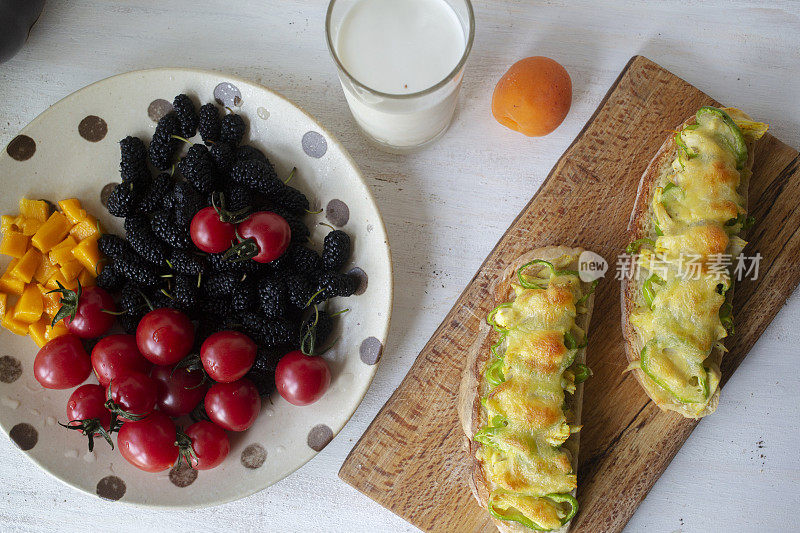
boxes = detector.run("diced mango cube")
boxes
[69,216,100,241]
[0,231,29,258]
[19,199,50,222]
[60,259,83,281]
[45,270,77,291]
[11,248,41,284]
[31,211,71,252]
[0,293,6,317]
[0,274,24,295]
[1,216,15,233]
[78,269,96,287]
[17,217,43,236]
[28,318,49,347]
[45,320,69,341]
[49,241,77,266]
[1,310,29,335]
[58,199,86,225]
[72,236,101,273]
[13,284,43,324]
[38,284,61,318]
[34,255,59,285]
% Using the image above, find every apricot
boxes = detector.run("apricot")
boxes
[492,56,572,137]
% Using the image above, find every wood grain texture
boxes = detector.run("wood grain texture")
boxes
[339,56,800,533]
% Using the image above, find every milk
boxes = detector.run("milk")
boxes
[329,0,471,150]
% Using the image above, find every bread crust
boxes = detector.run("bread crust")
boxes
[457,246,596,533]
[620,110,758,418]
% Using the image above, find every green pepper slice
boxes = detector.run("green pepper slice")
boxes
[674,132,697,159]
[474,416,508,450]
[572,364,592,384]
[487,302,513,332]
[642,274,665,309]
[485,357,505,386]
[696,106,748,169]
[576,279,599,305]
[488,492,579,531]
[626,238,655,254]
[564,331,586,351]
[640,338,709,404]
[517,259,579,289]
[719,302,734,334]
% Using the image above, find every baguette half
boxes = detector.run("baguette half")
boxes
[458,246,596,532]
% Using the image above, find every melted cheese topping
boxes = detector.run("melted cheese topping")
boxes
[477,265,586,530]
[631,108,766,414]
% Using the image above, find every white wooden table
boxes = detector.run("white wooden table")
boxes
[1,1,798,532]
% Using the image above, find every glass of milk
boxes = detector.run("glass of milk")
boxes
[326,0,475,153]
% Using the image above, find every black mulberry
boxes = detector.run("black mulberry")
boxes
[272,208,309,244]
[178,144,216,194]
[113,256,161,288]
[119,136,150,184]
[167,249,206,276]
[98,234,133,260]
[231,279,255,312]
[149,113,180,171]
[203,272,239,296]
[151,209,192,249]
[124,216,167,265]
[172,275,199,309]
[198,103,221,145]
[172,94,198,138]
[96,264,126,292]
[315,271,357,301]
[285,274,314,309]
[257,278,286,318]
[209,142,235,175]
[290,245,323,275]
[235,145,267,165]
[106,182,138,218]
[300,308,334,355]
[273,185,309,215]
[230,160,282,197]
[220,114,246,146]
[138,173,173,214]
[323,230,351,271]
[172,181,203,226]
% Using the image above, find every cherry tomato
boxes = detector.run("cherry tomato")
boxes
[55,285,116,339]
[91,334,151,387]
[136,308,194,366]
[117,411,178,472]
[204,378,261,432]
[275,350,331,406]
[33,334,91,389]
[66,384,111,430]
[237,211,291,263]
[200,331,257,383]
[150,365,208,417]
[107,372,158,419]
[181,421,230,470]
[190,206,237,254]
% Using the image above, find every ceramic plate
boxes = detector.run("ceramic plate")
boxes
[0,68,392,507]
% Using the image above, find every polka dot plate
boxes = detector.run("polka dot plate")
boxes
[0,69,392,507]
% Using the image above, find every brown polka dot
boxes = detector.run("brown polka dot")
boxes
[9,423,37,451]
[214,82,242,108]
[307,424,333,452]
[347,268,368,295]
[0,355,22,383]
[325,199,349,227]
[169,462,198,487]
[96,475,126,501]
[240,443,267,469]
[100,183,118,207]
[6,135,36,161]
[148,99,173,122]
[78,115,108,142]
[360,337,383,365]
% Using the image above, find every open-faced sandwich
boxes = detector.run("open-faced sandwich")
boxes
[621,106,768,418]
[459,247,597,532]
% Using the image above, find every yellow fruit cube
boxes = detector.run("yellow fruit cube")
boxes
[31,211,72,252]
[19,199,50,222]
[0,231,29,258]
[28,318,49,347]
[34,255,59,285]
[57,199,86,225]
[71,236,101,272]
[60,259,83,281]
[17,217,43,236]
[1,216,16,233]
[45,320,69,341]
[45,271,77,291]
[78,269,96,287]
[0,274,24,295]
[0,293,6,317]
[38,284,61,318]
[69,216,100,241]
[10,248,41,284]
[13,284,43,324]
[1,310,29,335]
[49,243,76,267]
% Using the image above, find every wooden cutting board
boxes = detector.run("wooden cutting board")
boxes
[338,55,800,533]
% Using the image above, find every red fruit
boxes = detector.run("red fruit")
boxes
[150,365,208,417]
[200,331,257,383]
[51,284,116,339]
[91,334,151,387]
[180,421,230,470]
[117,412,178,472]
[275,350,331,406]
[33,334,91,389]
[106,372,158,420]
[136,308,194,365]
[64,384,114,451]
[190,206,237,254]
[237,211,291,263]
[205,378,261,432]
